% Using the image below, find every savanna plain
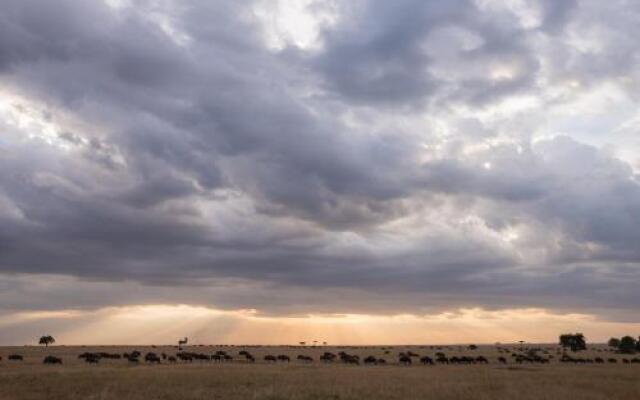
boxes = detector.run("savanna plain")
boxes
[1,344,639,400]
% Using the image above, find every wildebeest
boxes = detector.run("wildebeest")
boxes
[264,355,277,362]
[145,352,161,363]
[399,355,412,365]
[340,354,359,365]
[420,356,434,365]
[127,356,139,363]
[364,355,377,365]
[498,357,507,364]
[436,355,449,364]
[85,355,100,364]
[177,352,194,362]
[277,355,290,362]
[320,352,336,362]
[168,356,177,363]
[123,350,141,359]
[79,352,102,363]
[377,358,387,365]
[98,352,120,359]
[297,355,313,363]
[8,355,23,361]
[475,356,489,364]
[43,355,62,364]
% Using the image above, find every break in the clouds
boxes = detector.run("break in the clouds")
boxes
[1,0,640,337]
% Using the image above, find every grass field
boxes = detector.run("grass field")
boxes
[1,345,639,400]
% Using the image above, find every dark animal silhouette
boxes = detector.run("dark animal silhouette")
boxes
[264,355,277,362]
[399,355,412,365]
[320,352,336,362]
[420,356,434,365]
[145,352,161,363]
[8,355,23,361]
[340,353,359,365]
[123,350,141,359]
[277,355,290,362]
[364,355,377,365]
[436,355,449,364]
[43,355,62,364]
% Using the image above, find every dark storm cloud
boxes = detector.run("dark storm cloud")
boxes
[0,0,640,319]
[311,0,541,107]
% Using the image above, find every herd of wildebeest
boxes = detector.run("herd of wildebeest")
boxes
[2,344,640,367]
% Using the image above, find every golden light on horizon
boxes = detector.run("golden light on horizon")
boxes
[3,305,640,346]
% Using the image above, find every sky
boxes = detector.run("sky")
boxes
[1,0,640,345]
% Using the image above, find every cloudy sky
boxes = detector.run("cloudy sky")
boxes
[1,0,640,345]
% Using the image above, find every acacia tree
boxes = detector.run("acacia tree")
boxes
[618,336,637,354]
[559,333,586,352]
[608,338,621,348]
[38,335,55,347]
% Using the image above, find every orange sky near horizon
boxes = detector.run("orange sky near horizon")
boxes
[2,305,639,346]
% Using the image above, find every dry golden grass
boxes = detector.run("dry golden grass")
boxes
[1,345,639,400]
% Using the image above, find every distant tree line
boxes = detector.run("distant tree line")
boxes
[608,336,640,354]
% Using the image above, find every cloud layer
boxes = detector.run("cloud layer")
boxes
[1,0,640,325]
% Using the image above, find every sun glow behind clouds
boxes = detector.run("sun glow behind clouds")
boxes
[2,305,639,346]
[253,0,338,51]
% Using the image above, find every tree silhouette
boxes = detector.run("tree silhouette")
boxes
[38,335,55,347]
[559,333,586,352]
[608,338,621,348]
[618,336,637,354]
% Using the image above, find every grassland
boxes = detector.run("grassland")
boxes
[1,344,639,400]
